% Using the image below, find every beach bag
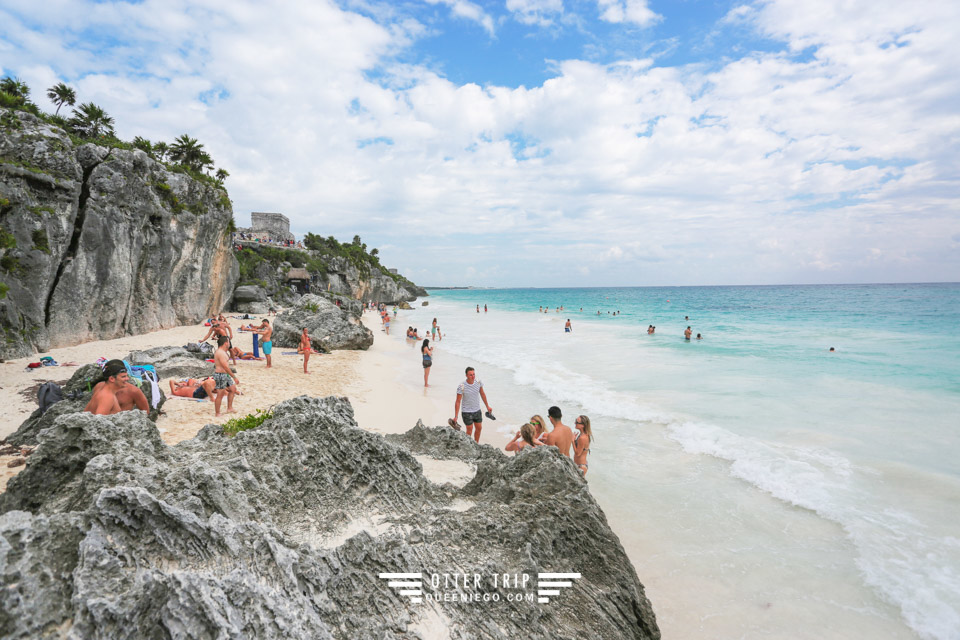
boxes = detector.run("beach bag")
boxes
[38,381,64,414]
[27,362,42,368]
[40,356,58,366]
[199,342,214,354]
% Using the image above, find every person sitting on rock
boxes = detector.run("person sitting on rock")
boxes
[169,377,216,401]
[84,360,148,415]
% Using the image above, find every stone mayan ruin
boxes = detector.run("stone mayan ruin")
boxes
[236,212,295,242]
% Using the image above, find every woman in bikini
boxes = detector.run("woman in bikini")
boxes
[298,328,314,374]
[573,415,593,477]
[529,414,548,442]
[505,422,542,453]
[421,338,433,387]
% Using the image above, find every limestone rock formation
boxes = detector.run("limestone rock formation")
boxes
[0,109,239,359]
[0,396,660,639]
[273,293,373,351]
[318,255,426,304]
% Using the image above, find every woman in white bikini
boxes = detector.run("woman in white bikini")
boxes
[573,415,593,477]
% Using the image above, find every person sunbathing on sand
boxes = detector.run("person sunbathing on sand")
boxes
[169,377,216,401]
[84,359,148,415]
[505,422,542,453]
[229,346,261,360]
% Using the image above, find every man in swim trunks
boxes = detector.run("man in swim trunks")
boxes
[84,359,134,415]
[254,319,273,368]
[565,319,572,333]
[169,377,216,402]
[684,326,692,340]
[452,366,492,444]
[213,336,240,415]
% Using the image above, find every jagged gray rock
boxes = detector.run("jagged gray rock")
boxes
[0,396,659,639]
[126,345,212,381]
[0,109,239,359]
[274,293,373,351]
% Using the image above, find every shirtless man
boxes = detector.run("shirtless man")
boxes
[169,377,216,402]
[254,319,273,368]
[298,327,313,374]
[213,336,240,415]
[542,405,574,457]
[684,326,692,340]
[84,360,133,415]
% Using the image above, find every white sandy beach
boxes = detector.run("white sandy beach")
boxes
[0,310,491,493]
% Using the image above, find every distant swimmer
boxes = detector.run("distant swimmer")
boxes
[684,326,692,340]
[565,319,572,333]
[696,333,702,340]
[685,316,689,321]
[539,306,543,313]
[647,325,654,334]
[829,347,835,352]
[477,304,480,313]
[484,304,488,313]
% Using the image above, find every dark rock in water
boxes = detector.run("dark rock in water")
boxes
[274,294,373,351]
[422,300,429,306]
[398,300,412,310]
[0,397,659,639]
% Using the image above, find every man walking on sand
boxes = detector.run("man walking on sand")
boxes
[213,336,240,416]
[542,405,574,457]
[254,319,273,368]
[452,366,493,444]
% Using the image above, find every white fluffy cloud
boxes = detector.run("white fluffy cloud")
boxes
[506,0,564,26]
[596,0,660,27]
[1,0,958,286]
[423,0,495,35]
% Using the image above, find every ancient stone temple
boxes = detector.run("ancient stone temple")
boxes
[249,212,294,242]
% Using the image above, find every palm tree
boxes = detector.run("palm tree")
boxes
[68,102,115,139]
[153,141,169,162]
[0,77,31,105]
[132,136,153,154]
[215,168,229,185]
[46,82,76,116]
[169,134,206,171]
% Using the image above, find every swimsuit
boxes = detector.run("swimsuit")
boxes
[193,386,207,399]
[422,352,432,369]
[213,372,233,390]
[574,430,590,470]
[261,340,272,355]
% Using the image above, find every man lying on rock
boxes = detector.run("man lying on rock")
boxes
[169,377,217,401]
[84,359,149,415]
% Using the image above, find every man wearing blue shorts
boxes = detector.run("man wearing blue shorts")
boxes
[255,319,273,368]
[452,366,493,444]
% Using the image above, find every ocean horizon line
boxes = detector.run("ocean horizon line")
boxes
[422,281,960,291]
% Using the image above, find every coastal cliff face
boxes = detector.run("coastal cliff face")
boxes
[0,109,239,358]
[317,255,426,304]
[0,396,660,639]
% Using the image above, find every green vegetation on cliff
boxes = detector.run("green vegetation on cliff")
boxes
[0,76,229,194]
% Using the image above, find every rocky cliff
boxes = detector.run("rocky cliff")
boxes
[0,396,660,639]
[0,109,239,358]
[318,254,426,304]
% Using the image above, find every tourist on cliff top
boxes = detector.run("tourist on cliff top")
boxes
[84,359,148,415]
[253,320,273,369]
[542,406,574,457]
[421,339,434,387]
[169,377,216,402]
[505,422,543,453]
[573,415,593,477]
[452,367,493,444]
[213,336,240,416]
[298,327,314,375]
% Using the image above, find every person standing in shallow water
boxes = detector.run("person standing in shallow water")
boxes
[542,406,574,457]
[684,326,692,340]
[421,339,433,387]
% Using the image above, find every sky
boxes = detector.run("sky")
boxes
[1,0,959,287]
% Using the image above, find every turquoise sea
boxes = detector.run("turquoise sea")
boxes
[398,283,960,639]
